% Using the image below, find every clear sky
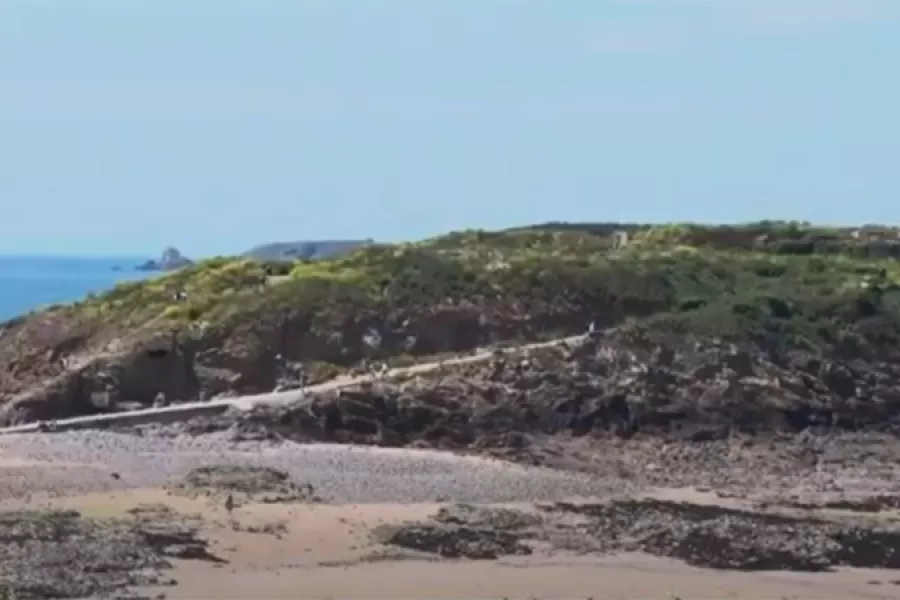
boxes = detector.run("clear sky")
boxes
[1,0,899,257]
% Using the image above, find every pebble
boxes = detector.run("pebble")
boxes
[0,430,620,504]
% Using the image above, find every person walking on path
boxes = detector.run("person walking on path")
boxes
[224,493,236,526]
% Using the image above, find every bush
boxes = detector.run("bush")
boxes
[17,222,900,363]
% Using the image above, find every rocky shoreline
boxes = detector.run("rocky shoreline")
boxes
[4,329,900,596]
[0,504,218,599]
[4,223,900,597]
[379,500,900,571]
[138,331,900,467]
[3,428,900,598]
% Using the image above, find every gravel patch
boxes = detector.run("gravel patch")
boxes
[0,430,620,505]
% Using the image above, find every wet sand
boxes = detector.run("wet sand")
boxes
[42,488,900,600]
[3,433,900,599]
[156,559,900,600]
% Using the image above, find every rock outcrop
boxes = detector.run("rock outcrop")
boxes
[172,332,900,456]
[0,506,219,598]
[380,501,900,571]
[136,246,193,271]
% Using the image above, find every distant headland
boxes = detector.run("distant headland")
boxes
[241,239,372,261]
[129,240,374,273]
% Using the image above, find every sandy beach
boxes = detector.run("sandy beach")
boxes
[2,429,900,599]
[61,491,900,600]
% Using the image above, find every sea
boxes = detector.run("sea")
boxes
[0,256,155,322]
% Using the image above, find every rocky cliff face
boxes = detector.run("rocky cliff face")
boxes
[176,331,900,460]
[0,306,593,424]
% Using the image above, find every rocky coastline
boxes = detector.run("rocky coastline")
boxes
[3,222,900,598]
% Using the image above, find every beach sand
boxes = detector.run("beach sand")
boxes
[1,431,900,599]
[26,488,894,600]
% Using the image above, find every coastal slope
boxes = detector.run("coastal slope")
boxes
[2,221,900,434]
[4,222,900,599]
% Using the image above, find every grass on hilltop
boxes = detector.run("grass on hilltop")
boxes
[14,222,900,362]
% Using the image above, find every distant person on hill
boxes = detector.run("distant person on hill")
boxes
[363,359,388,380]
[296,364,309,394]
[37,420,58,433]
[274,354,286,381]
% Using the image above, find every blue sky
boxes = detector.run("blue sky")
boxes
[1,0,899,256]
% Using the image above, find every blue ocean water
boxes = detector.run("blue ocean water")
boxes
[0,256,154,322]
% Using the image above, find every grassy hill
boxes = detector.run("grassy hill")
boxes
[3,220,900,424]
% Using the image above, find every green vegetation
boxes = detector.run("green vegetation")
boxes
[20,221,900,361]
